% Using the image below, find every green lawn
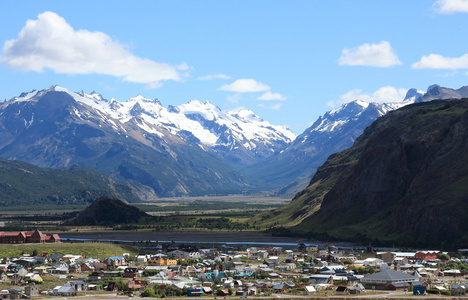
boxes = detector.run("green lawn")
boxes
[0,242,138,258]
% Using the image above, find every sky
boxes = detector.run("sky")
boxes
[1,0,468,134]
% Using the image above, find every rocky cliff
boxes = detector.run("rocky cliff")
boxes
[263,99,468,248]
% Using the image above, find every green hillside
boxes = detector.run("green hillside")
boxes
[0,158,144,206]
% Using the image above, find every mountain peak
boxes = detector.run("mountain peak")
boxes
[427,84,440,93]
[404,88,425,102]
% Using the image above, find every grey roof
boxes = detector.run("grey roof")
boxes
[363,269,417,281]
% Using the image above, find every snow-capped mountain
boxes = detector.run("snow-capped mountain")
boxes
[2,84,464,198]
[0,85,298,197]
[12,86,295,166]
[243,88,426,194]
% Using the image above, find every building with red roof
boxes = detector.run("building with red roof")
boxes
[0,229,60,244]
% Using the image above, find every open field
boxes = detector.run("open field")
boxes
[0,196,290,233]
[0,242,138,257]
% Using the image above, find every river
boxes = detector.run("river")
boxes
[59,230,321,247]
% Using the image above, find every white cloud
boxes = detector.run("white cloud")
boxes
[197,74,230,80]
[219,78,270,93]
[412,53,468,69]
[258,103,283,110]
[226,93,241,104]
[338,41,402,67]
[257,91,286,101]
[0,11,186,88]
[328,86,408,107]
[433,0,468,13]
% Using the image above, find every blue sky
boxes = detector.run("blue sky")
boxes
[1,0,468,134]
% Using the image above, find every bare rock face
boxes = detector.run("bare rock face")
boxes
[283,99,468,248]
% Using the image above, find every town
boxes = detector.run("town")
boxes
[1,232,468,298]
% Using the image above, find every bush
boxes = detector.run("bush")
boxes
[142,287,156,297]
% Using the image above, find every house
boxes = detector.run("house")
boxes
[54,285,76,296]
[123,267,139,278]
[135,255,148,263]
[46,233,61,243]
[393,257,409,266]
[272,283,288,293]
[24,273,43,282]
[0,271,7,282]
[24,285,39,297]
[168,250,190,258]
[128,279,147,291]
[8,288,23,299]
[63,254,83,264]
[80,263,95,272]
[267,256,279,266]
[336,286,349,295]
[187,288,203,296]
[443,269,462,276]
[148,256,178,266]
[349,283,365,294]
[309,275,332,284]
[452,284,467,296]
[68,280,87,291]
[104,256,127,267]
[415,251,441,261]
[304,285,316,295]
[413,285,426,295]
[69,264,82,273]
[49,262,69,274]
[361,269,419,290]
[377,252,396,263]
[0,229,60,244]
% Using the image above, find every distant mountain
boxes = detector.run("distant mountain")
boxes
[244,94,422,194]
[258,98,468,248]
[0,87,255,197]
[421,84,468,101]
[0,158,153,206]
[2,84,467,200]
[11,86,295,166]
[65,196,152,226]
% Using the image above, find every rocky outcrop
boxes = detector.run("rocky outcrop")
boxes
[271,99,468,248]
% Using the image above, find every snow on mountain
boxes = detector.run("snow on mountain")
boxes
[9,86,296,161]
[403,88,425,103]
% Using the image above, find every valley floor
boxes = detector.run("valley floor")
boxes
[59,230,314,246]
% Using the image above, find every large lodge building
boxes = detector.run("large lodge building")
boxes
[0,229,61,244]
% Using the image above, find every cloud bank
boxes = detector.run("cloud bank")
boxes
[0,11,187,88]
[257,91,286,101]
[412,53,468,69]
[219,78,287,105]
[219,78,270,93]
[328,86,408,107]
[338,41,402,67]
[433,0,468,14]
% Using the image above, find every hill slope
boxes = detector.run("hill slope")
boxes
[258,99,468,248]
[66,196,151,226]
[0,158,153,206]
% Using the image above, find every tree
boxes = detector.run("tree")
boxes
[437,253,450,261]
[142,287,156,297]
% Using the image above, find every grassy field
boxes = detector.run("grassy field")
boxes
[0,242,138,258]
[0,196,290,232]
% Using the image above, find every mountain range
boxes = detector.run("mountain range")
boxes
[1,84,468,201]
[257,97,468,248]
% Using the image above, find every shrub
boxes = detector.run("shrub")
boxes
[142,287,156,297]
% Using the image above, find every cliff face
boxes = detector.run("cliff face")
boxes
[282,99,468,248]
